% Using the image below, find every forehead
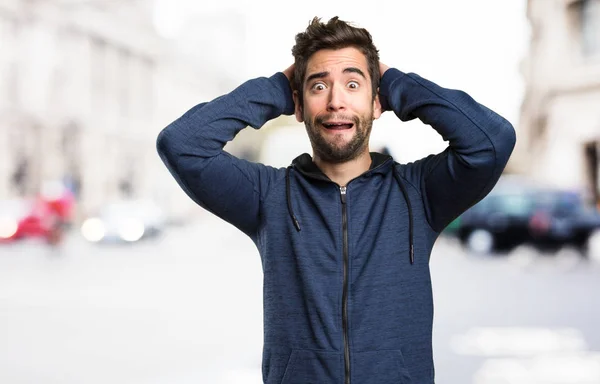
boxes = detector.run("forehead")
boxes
[306,47,369,77]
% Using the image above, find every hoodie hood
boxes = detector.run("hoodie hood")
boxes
[291,152,394,181]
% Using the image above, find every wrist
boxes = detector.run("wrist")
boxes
[379,68,406,111]
[271,72,296,116]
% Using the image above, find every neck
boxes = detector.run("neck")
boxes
[313,149,372,186]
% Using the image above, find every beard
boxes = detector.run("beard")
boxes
[304,112,373,164]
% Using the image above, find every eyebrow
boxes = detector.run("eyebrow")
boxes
[305,67,367,84]
[343,67,367,79]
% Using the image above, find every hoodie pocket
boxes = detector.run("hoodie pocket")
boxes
[352,349,412,384]
[280,349,342,384]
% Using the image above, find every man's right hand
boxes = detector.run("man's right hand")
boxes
[379,62,390,79]
[283,64,295,85]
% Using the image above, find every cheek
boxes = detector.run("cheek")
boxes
[346,93,371,110]
[358,98,376,114]
[303,101,323,118]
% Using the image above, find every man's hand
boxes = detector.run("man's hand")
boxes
[377,62,391,113]
[283,64,295,85]
[379,62,390,79]
[283,64,298,116]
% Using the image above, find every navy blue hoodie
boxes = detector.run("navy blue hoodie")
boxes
[156,68,516,383]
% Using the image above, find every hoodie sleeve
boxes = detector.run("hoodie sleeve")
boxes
[156,72,295,238]
[379,68,516,233]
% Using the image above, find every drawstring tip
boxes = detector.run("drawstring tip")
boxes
[410,245,414,264]
[286,167,301,232]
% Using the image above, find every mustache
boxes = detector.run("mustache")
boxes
[315,115,360,125]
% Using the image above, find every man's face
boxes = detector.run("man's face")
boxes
[294,47,382,163]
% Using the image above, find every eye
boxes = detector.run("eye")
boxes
[347,81,359,89]
[311,82,326,91]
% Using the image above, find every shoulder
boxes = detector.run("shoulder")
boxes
[392,154,437,195]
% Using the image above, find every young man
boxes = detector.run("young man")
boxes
[157,16,516,384]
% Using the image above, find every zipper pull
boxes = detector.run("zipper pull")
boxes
[340,186,347,204]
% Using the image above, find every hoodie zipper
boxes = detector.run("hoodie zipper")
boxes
[340,186,350,384]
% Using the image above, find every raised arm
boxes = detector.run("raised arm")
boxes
[379,66,516,232]
[156,71,296,238]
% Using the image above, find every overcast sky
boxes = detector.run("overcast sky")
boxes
[154,0,529,162]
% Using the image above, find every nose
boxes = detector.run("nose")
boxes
[327,84,346,112]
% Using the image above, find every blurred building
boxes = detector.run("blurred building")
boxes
[517,0,600,205]
[0,0,238,222]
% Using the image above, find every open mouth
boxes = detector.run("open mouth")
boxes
[322,122,354,130]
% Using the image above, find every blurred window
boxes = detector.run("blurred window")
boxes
[477,194,535,216]
[535,192,583,216]
[118,48,131,119]
[581,0,600,56]
[470,195,492,212]
[91,37,107,114]
[143,58,155,116]
[11,157,29,196]
[1,17,19,107]
[499,195,534,215]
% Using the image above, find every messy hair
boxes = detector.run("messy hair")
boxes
[291,16,380,106]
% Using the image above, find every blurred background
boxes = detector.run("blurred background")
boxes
[1,0,600,383]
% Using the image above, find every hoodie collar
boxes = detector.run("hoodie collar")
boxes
[286,153,415,264]
[291,152,394,182]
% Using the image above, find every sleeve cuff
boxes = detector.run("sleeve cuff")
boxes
[271,72,296,116]
[379,68,407,111]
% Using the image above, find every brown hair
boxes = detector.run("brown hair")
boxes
[291,16,380,106]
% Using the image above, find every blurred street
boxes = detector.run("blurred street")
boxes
[1,213,600,384]
[1,0,599,383]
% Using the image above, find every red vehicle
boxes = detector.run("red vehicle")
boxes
[0,185,75,244]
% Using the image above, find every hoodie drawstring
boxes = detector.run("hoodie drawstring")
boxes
[393,165,415,264]
[285,164,414,264]
[286,167,301,232]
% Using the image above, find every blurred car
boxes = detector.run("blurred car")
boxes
[451,175,600,255]
[39,180,76,228]
[0,199,33,242]
[0,198,64,243]
[455,182,539,254]
[528,190,600,252]
[80,199,165,244]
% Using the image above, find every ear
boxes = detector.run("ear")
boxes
[293,90,304,123]
[373,92,382,120]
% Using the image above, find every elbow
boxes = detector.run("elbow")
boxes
[467,119,516,171]
[156,128,168,158]
[495,119,516,166]
[156,127,169,157]
[156,126,178,172]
